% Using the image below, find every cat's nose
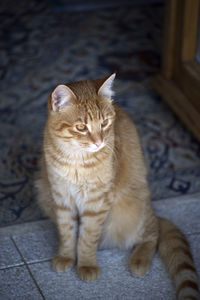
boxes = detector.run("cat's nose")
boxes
[95,140,102,148]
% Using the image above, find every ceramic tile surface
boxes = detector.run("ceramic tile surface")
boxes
[0,193,199,300]
[0,265,43,300]
[0,236,24,269]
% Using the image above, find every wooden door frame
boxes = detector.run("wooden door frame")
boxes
[152,0,200,141]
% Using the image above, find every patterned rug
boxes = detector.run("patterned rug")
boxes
[1,0,200,227]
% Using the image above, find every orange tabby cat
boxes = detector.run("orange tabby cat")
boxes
[37,74,199,299]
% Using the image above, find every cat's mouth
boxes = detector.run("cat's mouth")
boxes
[87,141,105,153]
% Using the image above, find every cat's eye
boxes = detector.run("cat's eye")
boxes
[101,119,109,128]
[76,124,87,132]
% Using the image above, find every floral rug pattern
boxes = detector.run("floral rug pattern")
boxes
[1,0,200,226]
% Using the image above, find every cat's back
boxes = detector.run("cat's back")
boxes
[114,104,143,151]
[113,104,146,175]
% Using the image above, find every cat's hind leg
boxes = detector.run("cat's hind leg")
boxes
[130,240,157,277]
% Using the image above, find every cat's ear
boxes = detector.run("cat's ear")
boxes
[51,85,76,112]
[98,73,116,99]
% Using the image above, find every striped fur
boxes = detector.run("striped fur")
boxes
[158,218,199,299]
[37,75,199,298]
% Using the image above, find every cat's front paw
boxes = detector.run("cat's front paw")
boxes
[52,255,75,272]
[77,265,101,282]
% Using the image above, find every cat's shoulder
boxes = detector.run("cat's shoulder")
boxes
[113,103,137,129]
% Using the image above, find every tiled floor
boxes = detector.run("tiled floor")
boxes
[1,194,200,300]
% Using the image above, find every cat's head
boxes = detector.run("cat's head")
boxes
[48,74,116,153]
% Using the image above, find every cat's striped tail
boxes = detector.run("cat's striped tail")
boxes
[158,217,199,300]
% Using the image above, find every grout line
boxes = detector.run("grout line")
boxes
[11,237,46,300]
[0,258,52,271]
[0,257,53,269]
[0,262,25,271]
[26,258,51,265]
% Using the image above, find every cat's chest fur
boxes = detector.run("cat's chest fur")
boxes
[46,148,113,184]
[45,147,114,212]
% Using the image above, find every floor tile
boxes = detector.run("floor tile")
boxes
[13,227,58,263]
[29,234,200,300]
[0,236,24,269]
[29,250,174,300]
[153,194,200,234]
[0,265,43,300]
[0,194,199,300]
[187,233,200,272]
